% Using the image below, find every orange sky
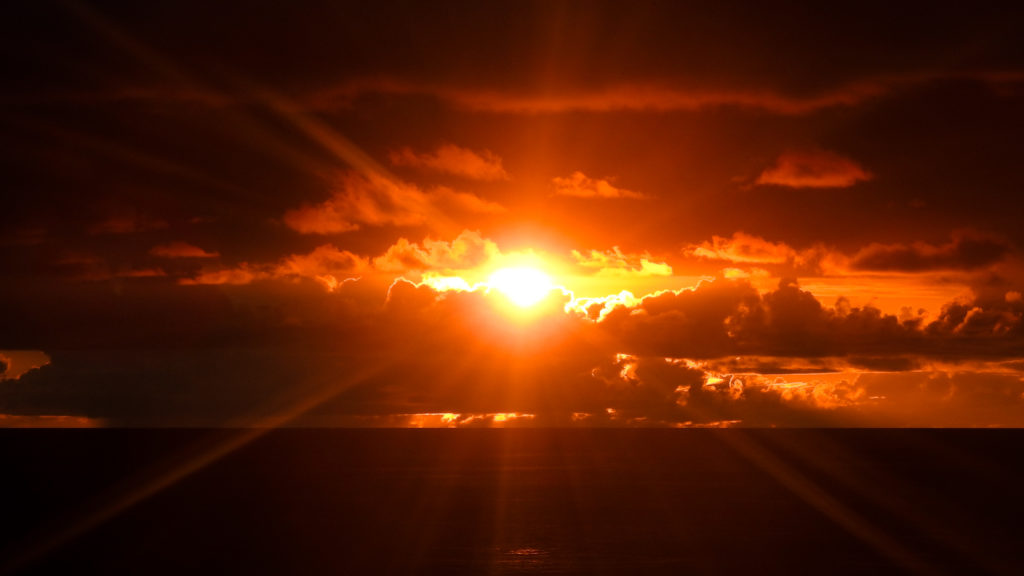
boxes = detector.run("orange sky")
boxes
[2,2,1024,427]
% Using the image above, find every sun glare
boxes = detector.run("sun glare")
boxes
[488,267,554,307]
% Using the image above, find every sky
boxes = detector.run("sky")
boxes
[2,1,1024,427]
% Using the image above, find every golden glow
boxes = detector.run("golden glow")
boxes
[487,267,554,307]
[421,274,472,292]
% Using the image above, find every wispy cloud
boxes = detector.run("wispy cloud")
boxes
[390,144,509,180]
[308,71,1024,116]
[756,150,872,189]
[283,172,503,234]
[309,78,887,115]
[552,171,645,199]
[88,214,168,235]
[179,265,262,286]
[150,242,219,259]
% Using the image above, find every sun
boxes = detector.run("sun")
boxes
[488,267,554,307]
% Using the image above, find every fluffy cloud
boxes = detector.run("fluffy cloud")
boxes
[756,150,872,188]
[283,173,427,234]
[587,278,1023,362]
[390,144,509,180]
[552,171,646,199]
[149,242,219,259]
[373,230,498,273]
[275,245,368,291]
[690,232,805,265]
[182,230,499,288]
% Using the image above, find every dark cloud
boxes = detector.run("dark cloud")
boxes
[852,371,1024,427]
[588,278,1022,362]
[756,150,872,189]
[149,241,219,259]
[2,272,1023,426]
[850,232,1012,272]
[88,214,169,236]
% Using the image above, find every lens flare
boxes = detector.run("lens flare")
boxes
[488,267,553,307]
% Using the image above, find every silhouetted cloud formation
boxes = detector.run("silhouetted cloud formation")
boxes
[756,150,872,188]
[849,232,1011,271]
[3,269,1023,426]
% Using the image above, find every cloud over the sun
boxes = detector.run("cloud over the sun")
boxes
[552,171,646,199]
[6,256,1024,426]
[756,150,872,189]
[390,144,509,180]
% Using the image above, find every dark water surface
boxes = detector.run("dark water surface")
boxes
[0,429,1021,575]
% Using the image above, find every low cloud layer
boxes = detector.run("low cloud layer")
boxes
[4,267,1024,426]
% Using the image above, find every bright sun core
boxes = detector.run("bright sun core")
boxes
[488,267,554,308]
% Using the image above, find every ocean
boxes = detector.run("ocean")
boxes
[0,429,1020,575]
